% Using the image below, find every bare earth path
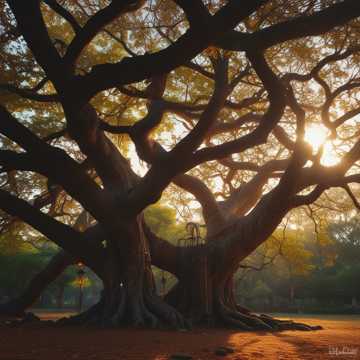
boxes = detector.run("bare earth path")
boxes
[0,313,359,360]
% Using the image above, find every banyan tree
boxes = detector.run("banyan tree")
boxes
[1,0,360,329]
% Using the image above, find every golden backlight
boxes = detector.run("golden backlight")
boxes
[304,124,340,166]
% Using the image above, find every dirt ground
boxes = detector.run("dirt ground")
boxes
[0,313,359,360]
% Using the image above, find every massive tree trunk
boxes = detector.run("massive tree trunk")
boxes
[0,173,319,331]
[164,190,322,331]
[164,244,319,331]
[1,214,319,331]
[60,217,185,328]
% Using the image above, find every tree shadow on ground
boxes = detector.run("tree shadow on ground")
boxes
[2,314,359,360]
[271,331,328,360]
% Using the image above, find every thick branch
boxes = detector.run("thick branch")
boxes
[218,0,360,51]
[0,151,37,173]
[76,0,266,103]
[0,106,107,222]
[143,222,181,277]
[0,189,99,267]
[220,159,289,218]
[0,250,73,316]
[171,56,229,156]
[173,174,226,234]
[0,83,58,102]
[43,0,82,35]
[189,51,286,166]
[63,0,146,69]
[0,105,50,151]
[7,0,66,89]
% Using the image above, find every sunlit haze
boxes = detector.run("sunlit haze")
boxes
[305,124,340,166]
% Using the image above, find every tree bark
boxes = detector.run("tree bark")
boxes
[58,217,185,328]
[163,243,320,331]
[161,187,322,331]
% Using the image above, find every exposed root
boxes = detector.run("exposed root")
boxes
[216,302,322,331]
[164,282,322,332]
[258,313,322,331]
[145,294,188,329]
[56,290,187,330]
[220,313,252,330]
[220,311,322,331]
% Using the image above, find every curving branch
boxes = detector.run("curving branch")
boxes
[291,185,326,207]
[0,105,50,152]
[0,83,59,102]
[75,0,267,103]
[0,250,74,316]
[188,51,286,167]
[63,0,147,69]
[173,174,226,235]
[171,56,230,156]
[43,128,67,142]
[0,150,37,174]
[0,106,109,223]
[172,0,210,29]
[7,0,66,89]
[321,79,360,133]
[0,188,99,267]
[0,211,105,317]
[143,221,182,277]
[220,159,289,218]
[218,0,360,52]
[111,50,288,217]
[43,0,82,35]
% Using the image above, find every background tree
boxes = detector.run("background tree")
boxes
[0,0,360,330]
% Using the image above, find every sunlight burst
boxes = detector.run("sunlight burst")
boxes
[304,124,340,166]
[305,124,328,151]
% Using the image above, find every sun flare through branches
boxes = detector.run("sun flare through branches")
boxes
[305,124,340,166]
